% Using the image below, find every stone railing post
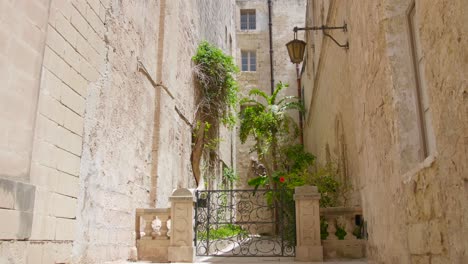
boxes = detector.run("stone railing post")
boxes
[168,188,196,263]
[294,186,323,261]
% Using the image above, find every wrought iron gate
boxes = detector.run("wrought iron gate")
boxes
[194,189,295,257]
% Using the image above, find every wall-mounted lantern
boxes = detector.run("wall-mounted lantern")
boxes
[286,31,307,64]
[286,23,349,64]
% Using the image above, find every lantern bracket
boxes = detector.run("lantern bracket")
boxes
[293,22,349,50]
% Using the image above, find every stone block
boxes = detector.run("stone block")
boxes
[37,94,65,126]
[61,85,85,116]
[20,19,45,53]
[52,242,73,263]
[60,128,83,156]
[322,240,366,259]
[30,164,59,192]
[71,5,90,38]
[62,66,87,96]
[0,179,36,213]
[0,239,28,262]
[21,0,48,29]
[0,150,29,178]
[98,2,106,22]
[408,223,429,255]
[71,0,88,19]
[56,171,79,198]
[32,187,54,215]
[86,28,105,55]
[46,26,66,59]
[85,3,105,36]
[9,37,41,76]
[15,182,36,212]
[431,255,450,264]
[55,13,78,47]
[32,140,58,169]
[76,34,99,67]
[35,114,61,147]
[63,107,84,136]
[168,246,195,263]
[137,240,170,262]
[0,26,9,53]
[410,255,430,264]
[43,46,69,80]
[296,245,323,262]
[0,178,16,209]
[56,147,81,177]
[428,220,444,254]
[51,193,77,218]
[100,0,111,9]
[62,39,83,72]
[294,185,321,200]
[87,0,101,15]
[26,242,44,264]
[51,0,72,20]
[30,215,56,240]
[55,217,76,240]
[0,209,33,239]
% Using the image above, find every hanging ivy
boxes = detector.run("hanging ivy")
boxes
[191,41,239,186]
[192,41,239,127]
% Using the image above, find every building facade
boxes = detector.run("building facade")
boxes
[0,0,236,263]
[301,0,467,263]
[235,0,307,187]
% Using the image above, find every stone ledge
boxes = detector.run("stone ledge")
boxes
[137,240,170,263]
[322,239,366,259]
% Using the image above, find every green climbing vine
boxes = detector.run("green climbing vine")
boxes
[191,41,239,186]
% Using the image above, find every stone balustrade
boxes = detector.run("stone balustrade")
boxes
[320,207,366,259]
[135,208,172,262]
[134,187,366,262]
[134,188,196,263]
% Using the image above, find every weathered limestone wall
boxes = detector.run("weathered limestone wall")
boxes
[0,0,237,263]
[77,0,237,262]
[1,0,100,262]
[302,0,467,263]
[235,0,306,187]
[74,0,158,262]
[153,0,237,205]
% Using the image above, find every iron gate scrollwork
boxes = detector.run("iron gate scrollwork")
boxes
[194,189,296,257]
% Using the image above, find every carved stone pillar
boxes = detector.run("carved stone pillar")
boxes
[168,188,196,263]
[294,185,323,261]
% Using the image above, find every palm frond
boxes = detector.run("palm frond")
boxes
[277,95,299,106]
[248,88,269,101]
[280,101,304,112]
[270,82,288,104]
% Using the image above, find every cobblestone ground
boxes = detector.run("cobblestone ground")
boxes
[111,257,368,264]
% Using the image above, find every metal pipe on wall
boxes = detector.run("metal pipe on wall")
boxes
[268,0,274,95]
[296,63,304,144]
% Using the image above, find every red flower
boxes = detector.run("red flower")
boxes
[279,177,285,183]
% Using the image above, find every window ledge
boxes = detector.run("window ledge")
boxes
[237,30,262,34]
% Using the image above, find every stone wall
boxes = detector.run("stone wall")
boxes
[235,0,306,188]
[153,0,237,202]
[1,0,98,262]
[302,0,467,263]
[0,0,237,263]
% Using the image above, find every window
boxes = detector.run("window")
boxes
[241,51,256,71]
[240,9,256,30]
[408,3,434,158]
